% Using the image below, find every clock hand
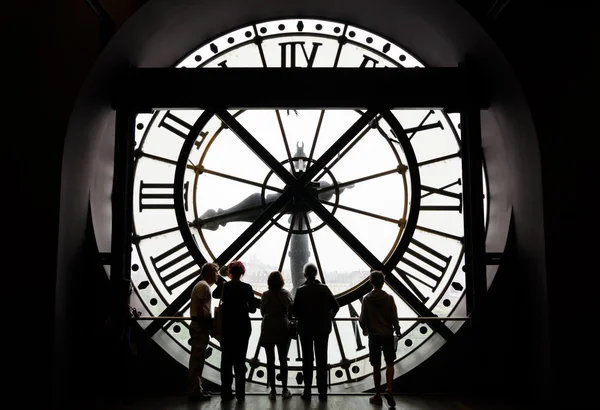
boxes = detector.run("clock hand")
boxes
[192,192,279,231]
[316,180,354,203]
[194,180,354,231]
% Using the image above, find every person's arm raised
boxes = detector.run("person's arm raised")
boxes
[212,278,224,298]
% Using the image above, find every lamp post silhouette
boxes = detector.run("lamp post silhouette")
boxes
[194,141,353,296]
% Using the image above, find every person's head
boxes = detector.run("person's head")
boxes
[267,271,285,291]
[200,262,219,285]
[219,264,229,277]
[303,262,318,281]
[369,270,385,289]
[228,260,246,280]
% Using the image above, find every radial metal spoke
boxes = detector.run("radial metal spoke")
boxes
[140,151,196,170]
[214,193,293,267]
[308,110,325,165]
[302,196,384,270]
[233,212,287,262]
[135,226,180,241]
[303,213,351,379]
[418,152,460,167]
[314,115,378,181]
[416,225,464,242]
[275,110,295,175]
[306,110,378,183]
[200,166,284,193]
[319,199,399,224]
[214,108,295,185]
[316,167,403,194]
[297,191,453,338]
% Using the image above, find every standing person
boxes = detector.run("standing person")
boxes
[293,263,339,401]
[212,260,256,401]
[358,270,400,407]
[259,271,294,400]
[188,262,219,401]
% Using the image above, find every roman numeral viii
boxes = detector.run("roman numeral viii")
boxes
[150,242,201,294]
[394,239,451,303]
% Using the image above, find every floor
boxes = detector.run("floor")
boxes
[93,393,526,410]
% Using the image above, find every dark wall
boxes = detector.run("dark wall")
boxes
[6,1,50,402]
[13,0,597,408]
[485,5,598,408]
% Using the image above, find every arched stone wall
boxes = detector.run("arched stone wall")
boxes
[55,0,549,403]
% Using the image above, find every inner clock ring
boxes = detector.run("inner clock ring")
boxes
[260,156,340,234]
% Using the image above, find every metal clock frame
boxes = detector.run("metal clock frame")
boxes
[110,64,488,363]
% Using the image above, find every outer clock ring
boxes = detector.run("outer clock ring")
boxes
[173,108,421,305]
[121,14,498,393]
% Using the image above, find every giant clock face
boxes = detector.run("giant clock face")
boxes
[127,18,489,392]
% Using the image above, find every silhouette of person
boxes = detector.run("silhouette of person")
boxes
[359,270,400,407]
[293,262,339,401]
[188,262,218,401]
[212,260,257,401]
[259,271,294,400]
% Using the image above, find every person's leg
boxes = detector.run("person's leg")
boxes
[264,343,276,394]
[385,364,394,391]
[299,333,314,398]
[220,341,234,398]
[373,367,382,394]
[381,335,396,407]
[314,334,329,398]
[188,325,210,396]
[277,339,291,397]
[368,335,383,404]
[188,344,201,394]
[233,334,250,399]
